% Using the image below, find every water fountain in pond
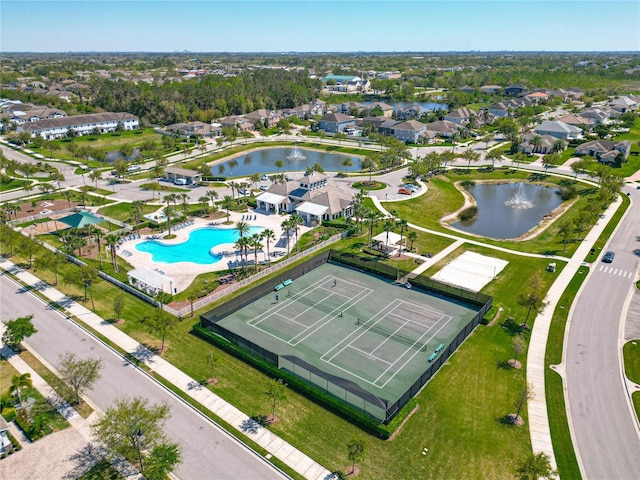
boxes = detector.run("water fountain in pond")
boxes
[287,146,306,162]
[505,182,534,209]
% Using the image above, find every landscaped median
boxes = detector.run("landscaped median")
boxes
[623,340,640,420]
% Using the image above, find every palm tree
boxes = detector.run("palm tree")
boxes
[366,210,384,247]
[10,373,32,411]
[342,157,353,174]
[199,196,210,216]
[260,228,276,265]
[105,234,120,273]
[130,200,145,234]
[250,233,262,266]
[462,148,480,171]
[220,195,233,223]
[88,169,102,189]
[397,219,408,256]
[290,214,304,253]
[551,139,566,154]
[529,135,543,154]
[163,206,175,236]
[62,189,75,208]
[274,159,284,174]
[383,218,395,252]
[235,220,250,239]
[361,156,376,183]
[407,231,418,251]
[206,189,219,213]
[281,218,292,255]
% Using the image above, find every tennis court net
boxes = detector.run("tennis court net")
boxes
[361,321,426,351]
[289,292,343,315]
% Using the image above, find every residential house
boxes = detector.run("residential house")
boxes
[255,171,353,224]
[323,75,369,92]
[488,101,513,117]
[17,112,139,139]
[244,109,280,128]
[533,121,582,141]
[219,115,254,131]
[336,101,366,116]
[520,134,563,154]
[444,107,478,126]
[425,119,460,138]
[609,96,638,114]
[579,107,611,125]
[505,84,527,96]
[480,85,502,94]
[575,139,631,161]
[555,114,594,130]
[0,415,11,455]
[524,91,550,103]
[366,102,395,118]
[165,121,222,138]
[318,113,355,133]
[459,85,475,93]
[392,120,428,143]
[395,105,421,120]
[378,119,400,137]
[1,105,67,125]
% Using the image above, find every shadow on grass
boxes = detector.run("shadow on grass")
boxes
[496,360,513,370]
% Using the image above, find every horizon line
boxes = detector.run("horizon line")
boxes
[2,50,640,55]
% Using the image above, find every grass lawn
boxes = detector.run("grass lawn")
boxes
[0,178,30,192]
[623,340,640,421]
[583,192,630,262]
[18,350,94,419]
[98,202,158,223]
[544,266,588,480]
[384,171,606,257]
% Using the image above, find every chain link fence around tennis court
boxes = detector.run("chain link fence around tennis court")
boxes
[200,249,493,423]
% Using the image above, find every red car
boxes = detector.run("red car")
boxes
[398,188,413,195]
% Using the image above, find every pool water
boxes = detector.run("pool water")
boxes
[136,226,264,264]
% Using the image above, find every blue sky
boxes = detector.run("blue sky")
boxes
[2,1,638,52]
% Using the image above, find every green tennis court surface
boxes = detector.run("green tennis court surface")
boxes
[217,263,479,417]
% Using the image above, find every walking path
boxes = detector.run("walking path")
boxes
[0,340,143,480]
[0,259,333,480]
[370,185,625,469]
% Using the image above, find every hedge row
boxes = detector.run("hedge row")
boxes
[192,325,417,438]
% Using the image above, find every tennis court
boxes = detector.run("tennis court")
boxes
[214,262,480,418]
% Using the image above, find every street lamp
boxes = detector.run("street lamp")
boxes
[131,423,144,473]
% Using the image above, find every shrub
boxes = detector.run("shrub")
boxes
[458,206,479,221]
[558,185,577,200]
[460,180,475,188]
[1,407,16,422]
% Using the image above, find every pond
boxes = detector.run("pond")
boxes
[209,147,360,177]
[361,100,447,112]
[451,182,564,239]
[105,148,140,163]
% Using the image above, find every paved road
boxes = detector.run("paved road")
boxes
[564,185,640,480]
[0,275,287,480]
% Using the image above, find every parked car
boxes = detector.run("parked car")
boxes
[259,185,268,191]
[398,188,413,195]
[260,175,269,181]
[602,251,615,263]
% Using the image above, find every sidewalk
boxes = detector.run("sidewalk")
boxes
[0,260,333,480]
[0,341,142,480]
[370,186,625,468]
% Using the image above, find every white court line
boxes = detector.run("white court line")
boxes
[323,299,403,362]
[290,288,373,345]
[378,318,452,389]
[350,346,393,366]
[273,311,308,328]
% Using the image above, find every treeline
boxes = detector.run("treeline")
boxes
[90,69,322,125]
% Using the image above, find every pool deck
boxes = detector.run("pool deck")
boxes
[118,209,310,292]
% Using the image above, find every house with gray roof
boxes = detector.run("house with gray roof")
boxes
[444,107,478,126]
[579,107,612,125]
[480,85,502,94]
[366,102,395,118]
[318,113,355,133]
[533,121,582,141]
[17,112,138,139]
[392,120,428,143]
[520,134,563,155]
[609,96,638,114]
[255,171,353,225]
[575,139,631,161]
[425,119,460,138]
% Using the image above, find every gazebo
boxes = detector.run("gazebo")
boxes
[57,211,106,229]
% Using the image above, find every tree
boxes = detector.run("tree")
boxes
[512,152,527,171]
[382,218,395,252]
[260,228,276,266]
[334,131,347,146]
[541,153,560,174]
[18,234,38,269]
[509,336,526,369]
[91,397,181,477]
[342,157,353,174]
[9,373,32,413]
[462,148,480,171]
[517,271,547,327]
[510,382,534,425]
[120,144,134,160]
[105,234,121,273]
[206,189,218,213]
[485,149,502,168]
[346,438,366,475]
[220,195,233,223]
[67,265,100,311]
[557,220,574,253]
[57,351,104,405]
[529,134,543,154]
[361,156,376,183]
[274,159,284,173]
[264,378,287,423]
[163,206,175,236]
[207,352,219,384]
[515,452,557,480]
[289,214,304,253]
[88,169,102,189]
[33,251,66,285]
[145,308,176,352]
[2,315,37,349]
[235,220,250,239]
[113,293,125,322]
[407,231,418,251]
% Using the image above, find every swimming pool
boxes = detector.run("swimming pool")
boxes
[136,226,264,264]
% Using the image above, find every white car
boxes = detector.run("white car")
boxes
[259,185,268,191]
[260,175,269,181]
